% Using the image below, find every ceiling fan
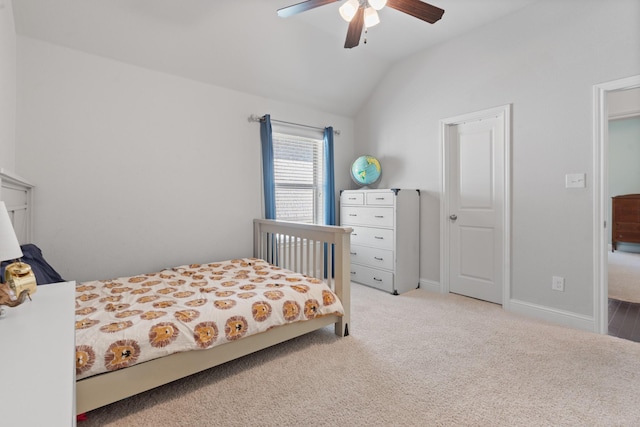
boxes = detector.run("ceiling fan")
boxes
[277,0,445,49]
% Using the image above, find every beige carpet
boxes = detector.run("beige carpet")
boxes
[81,283,640,426]
[609,250,640,303]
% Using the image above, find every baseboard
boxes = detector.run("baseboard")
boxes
[418,278,441,293]
[508,299,596,332]
[612,243,640,253]
[416,280,597,332]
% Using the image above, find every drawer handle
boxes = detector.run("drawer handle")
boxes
[375,197,385,200]
[350,252,357,255]
[349,197,357,200]
[349,214,357,216]
[351,271,356,275]
[352,233,358,236]
[374,236,384,240]
[374,257,383,261]
[374,215,384,218]
[373,277,382,282]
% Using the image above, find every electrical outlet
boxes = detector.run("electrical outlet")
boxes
[552,276,565,292]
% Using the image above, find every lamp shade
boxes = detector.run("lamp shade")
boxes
[364,7,380,27]
[0,201,23,262]
[339,0,359,22]
[369,0,387,10]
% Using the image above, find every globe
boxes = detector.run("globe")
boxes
[351,155,381,186]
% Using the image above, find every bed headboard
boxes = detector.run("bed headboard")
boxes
[0,168,34,244]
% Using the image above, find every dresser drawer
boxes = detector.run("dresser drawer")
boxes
[615,232,640,243]
[366,191,395,206]
[350,264,394,293]
[341,206,394,227]
[616,223,640,233]
[616,211,640,222]
[350,226,394,250]
[350,244,394,270]
[341,191,364,205]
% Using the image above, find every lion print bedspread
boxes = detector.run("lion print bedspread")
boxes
[75,258,344,380]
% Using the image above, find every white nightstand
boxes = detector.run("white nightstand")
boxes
[0,281,76,426]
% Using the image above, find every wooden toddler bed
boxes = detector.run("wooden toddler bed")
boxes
[75,219,352,414]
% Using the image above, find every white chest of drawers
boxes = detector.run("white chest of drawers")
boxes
[340,189,419,294]
[0,281,77,426]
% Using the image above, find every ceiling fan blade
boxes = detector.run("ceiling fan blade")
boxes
[277,0,340,18]
[344,7,365,48]
[387,0,445,24]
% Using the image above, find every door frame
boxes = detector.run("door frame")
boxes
[440,104,512,307]
[593,75,640,334]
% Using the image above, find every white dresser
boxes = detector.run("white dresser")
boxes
[340,189,419,294]
[0,281,77,426]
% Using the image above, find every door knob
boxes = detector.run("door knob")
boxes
[449,214,457,221]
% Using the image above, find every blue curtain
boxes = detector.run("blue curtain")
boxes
[323,127,336,278]
[260,115,276,219]
[323,127,336,225]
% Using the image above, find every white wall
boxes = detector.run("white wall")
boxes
[355,0,640,321]
[609,117,640,199]
[16,37,355,282]
[0,0,16,171]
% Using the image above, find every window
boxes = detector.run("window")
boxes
[259,114,335,225]
[272,132,324,224]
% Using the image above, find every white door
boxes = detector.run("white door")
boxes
[445,110,506,304]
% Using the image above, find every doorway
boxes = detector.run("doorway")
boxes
[441,105,511,306]
[594,75,640,335]
[606,89,640,340]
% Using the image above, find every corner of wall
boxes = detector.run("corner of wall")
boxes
[0,0,16,172]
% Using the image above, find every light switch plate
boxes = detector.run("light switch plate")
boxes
[565,173,586,188]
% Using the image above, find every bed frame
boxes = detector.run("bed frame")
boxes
[76,219,352,414]
[0,168,34,244]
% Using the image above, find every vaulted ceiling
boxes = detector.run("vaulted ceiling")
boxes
[13,0,538,116]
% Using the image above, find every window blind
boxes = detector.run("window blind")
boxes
[272,132,324,223]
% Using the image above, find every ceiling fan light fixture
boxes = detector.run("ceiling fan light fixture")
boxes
[339,0,360,22]
[364,6,380,27]
[277,0,445,50]
[368,0,387,11]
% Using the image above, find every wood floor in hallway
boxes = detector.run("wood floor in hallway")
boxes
[608,298,640,343]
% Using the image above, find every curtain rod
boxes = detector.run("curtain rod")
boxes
[248,114,340,136]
